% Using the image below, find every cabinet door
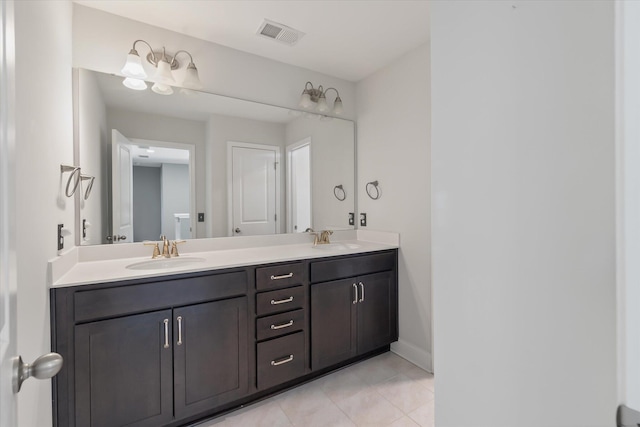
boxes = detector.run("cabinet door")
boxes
[356,271,397,355]
[311,278,357,370]
[75,310,173,427]
[173,297,248,419]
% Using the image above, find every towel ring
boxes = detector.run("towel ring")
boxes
[60,165,81,197]
[366,180,381,200]
[80,174,95,200]
[333,185,346,201]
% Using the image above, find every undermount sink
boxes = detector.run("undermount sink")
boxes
[312,242,361,251]
[126,257,206,271]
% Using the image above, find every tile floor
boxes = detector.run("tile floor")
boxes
[198,352,434,427]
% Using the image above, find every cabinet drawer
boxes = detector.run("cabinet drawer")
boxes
[256,262,305,291]
[310,251,396,283]
[256,309,304,341]
[257,332,305,390]
[256,286,304,316]
[74,271,247,323]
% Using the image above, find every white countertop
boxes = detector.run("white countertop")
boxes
[50,231,399,288]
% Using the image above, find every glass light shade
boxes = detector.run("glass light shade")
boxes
[332,97,344,115]
[155,58,175,85]
[182,62,202,89]
[299,92,312,109]
[151,82,174,96]
[179,88,198,96]
[121,51,147,79]
[122,77,147,91]
[316,95,329,113]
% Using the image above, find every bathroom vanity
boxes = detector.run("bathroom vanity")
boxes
[50,243,398,427]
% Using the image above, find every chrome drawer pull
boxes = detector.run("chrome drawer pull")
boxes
[271,296,294,305]
[271,320,294,330]
[270,273,294,280]
[163,319,169,349]
[177,316,183,346]
[271,355,294,366]
[352,283,358,304]
[359,282,365,303]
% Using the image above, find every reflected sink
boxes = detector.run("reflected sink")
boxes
[312,243,361,251]
[126,257,206,271]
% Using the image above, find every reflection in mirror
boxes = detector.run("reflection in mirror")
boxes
[75,68,355,245]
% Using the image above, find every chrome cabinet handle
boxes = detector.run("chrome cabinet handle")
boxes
[163,319,169,349]
[271,296,293,305]
[359,282,365,303]
[270,273,294,280]
[271,320,294,330]
[177,316,183,346]
[352,283,358,304]
[271,355,294,366]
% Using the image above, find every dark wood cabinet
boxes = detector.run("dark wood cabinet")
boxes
[174,297,248,419]
[310,252,398,371]
[75,310,174,427]
[52,250,397,427]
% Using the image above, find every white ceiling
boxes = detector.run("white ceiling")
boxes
[73,0,430,82]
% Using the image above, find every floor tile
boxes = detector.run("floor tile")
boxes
[407,399,435,427]
[337,388,404,426]
[376,373,434,414]
[198,399,291,427]
[404,366,435,392]
[348,355,401,386]
[389,416,421,427]
[290,403,355,427]
[319,369,370,403]
[277,382,335,423]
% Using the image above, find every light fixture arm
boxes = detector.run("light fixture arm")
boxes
[171,50,195,68]
[131,39,156,63]
[324,87,340,100]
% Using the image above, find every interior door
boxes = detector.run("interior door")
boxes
[286,139,311,233]
[111,129,134,243]
[230,144,278,236]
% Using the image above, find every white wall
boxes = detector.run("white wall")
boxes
[14,1,73,426]
[107,108,206,238]
[431,2,616,426]
[285,117,355,232]
[78,68,108,244]
[356,44,431,370]
[132,165,161,241]
[617,0,640,411]
[72,4,355,119]
[206,115,285,237]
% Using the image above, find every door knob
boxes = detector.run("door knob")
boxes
[13,352,63,393]
[235,228,241,234]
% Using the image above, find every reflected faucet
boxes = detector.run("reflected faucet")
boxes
[309,229,333,246]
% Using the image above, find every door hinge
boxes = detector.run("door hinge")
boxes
[274,161,279,170]
[275,214,277,221]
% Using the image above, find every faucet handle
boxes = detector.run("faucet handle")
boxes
[143,241,161,259]
[171,240,186,257]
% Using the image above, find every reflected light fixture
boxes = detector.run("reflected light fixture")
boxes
[298,82,343,115]
[121,40,202,96]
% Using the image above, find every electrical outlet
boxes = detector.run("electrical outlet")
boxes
[359,213,367,227]
[348,212,355,226]
[198,213,205,222]
[58,224,64,250]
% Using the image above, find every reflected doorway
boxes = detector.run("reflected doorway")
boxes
[286,138,312,233]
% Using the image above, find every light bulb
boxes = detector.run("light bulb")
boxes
[332,96,344,115]
[155,57,175,85]
[317,95,329,113]
[151,83,174,95]
[121,49,147,79]
[122,77,147,91]
[182,62,202,89]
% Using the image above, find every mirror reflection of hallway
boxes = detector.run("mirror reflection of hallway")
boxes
[111,129,194,243]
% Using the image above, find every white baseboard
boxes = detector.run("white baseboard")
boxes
[391,339,433,373]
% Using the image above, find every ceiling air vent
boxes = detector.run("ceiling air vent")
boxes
[256,19,305,46]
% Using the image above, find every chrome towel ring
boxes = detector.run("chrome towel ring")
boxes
[60,165,81,198]
[334,184,346,201]
[80,174,95,200]
[366,180,381,200]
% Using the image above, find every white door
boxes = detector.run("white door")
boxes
[286,139,311,233]
[0,1,17,421]
[228,143,279,236]
[111,130,134,243]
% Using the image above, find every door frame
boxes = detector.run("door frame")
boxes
[285,137,312,233]
[0,0,17,423]
[226,141,281,237]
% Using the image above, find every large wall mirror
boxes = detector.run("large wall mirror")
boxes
[75,68,355,245]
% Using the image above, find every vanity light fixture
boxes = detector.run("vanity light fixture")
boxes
[298,82,343,115]
[120,40,202,95]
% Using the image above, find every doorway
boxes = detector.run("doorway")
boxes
[286,137,311,233]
